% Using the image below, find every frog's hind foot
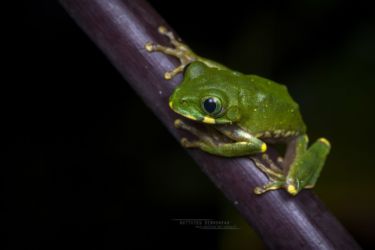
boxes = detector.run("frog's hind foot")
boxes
[252,157,284,181]
[145,26,198,80]
[261,153,283,174]
[252,156,288,195]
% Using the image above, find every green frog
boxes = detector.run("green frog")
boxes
[145,26,330,196]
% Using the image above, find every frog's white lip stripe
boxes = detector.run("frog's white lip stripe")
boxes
[202,116,216,124]
[182,113,197,121]
[171,109,217,124]
[172,109,198,121]
[169,102,216,124]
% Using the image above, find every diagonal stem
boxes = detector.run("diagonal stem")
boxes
[59,0,360,249]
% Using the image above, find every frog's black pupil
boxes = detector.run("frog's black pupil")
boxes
[204,98,217,113]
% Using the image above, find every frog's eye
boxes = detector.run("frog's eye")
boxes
[201,96,222,116]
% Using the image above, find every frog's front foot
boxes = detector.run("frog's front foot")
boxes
[180,137,200,148]
[174,119,216,147]
[145,26,198,80]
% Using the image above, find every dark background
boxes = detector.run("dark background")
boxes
[4,0,375,249]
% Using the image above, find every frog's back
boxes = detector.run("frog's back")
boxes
[237,74,306,138]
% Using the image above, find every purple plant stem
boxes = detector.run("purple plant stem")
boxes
[59,0,360,249]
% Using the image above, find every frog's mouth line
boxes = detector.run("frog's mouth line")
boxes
[169,101,216,124]
[176,111,216,124]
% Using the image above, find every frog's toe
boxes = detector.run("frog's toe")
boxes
[253,181,285,195]
[174,119,181,127]
[164,72,172,80]
[174,119,186,128]
[277,156,284,163]
[180,137,189,146]
[144,42,154,52]
[180,137,199,148]
[165,64,186,80]
[158,25,167,34]
[254,186,266,195]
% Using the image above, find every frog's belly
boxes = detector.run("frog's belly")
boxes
[239,124,304,143]
[256,130,301,143]
[240,112,306,142]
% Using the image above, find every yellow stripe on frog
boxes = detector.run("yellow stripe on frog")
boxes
[202,116,215,124]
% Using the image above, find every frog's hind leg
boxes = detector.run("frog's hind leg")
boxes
[261,153,284,175]
[253,136,330,195]
[284,135,331,195]
[252,157,284,181]
[252,157,286,195]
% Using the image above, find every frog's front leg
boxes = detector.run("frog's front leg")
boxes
[174,119,217,147]
[145,26,228,79]
[145,26,198,79]
[175,120,267,157]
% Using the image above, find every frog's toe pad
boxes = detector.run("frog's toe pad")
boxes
[254,186,266,195]
[287,185,298,196]
[174,119,184,128]
[164,72,173,80]
[158,26,167,34]
[318,137,331,147]
[144,42,154,52]
[180,137,188,145]
[180,137,196,148]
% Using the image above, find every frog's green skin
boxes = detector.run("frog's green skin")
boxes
[145,26,331,196]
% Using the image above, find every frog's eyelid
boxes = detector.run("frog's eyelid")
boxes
[182,63,192,75]
[199,87,228,103]
[200,97,226,118]
[199,86,223,91]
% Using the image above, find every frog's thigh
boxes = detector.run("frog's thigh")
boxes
[286,136,331,195]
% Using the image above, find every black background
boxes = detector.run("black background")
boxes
[4,0,375,249]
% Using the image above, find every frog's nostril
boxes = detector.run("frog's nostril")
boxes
[181,97,188,105]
